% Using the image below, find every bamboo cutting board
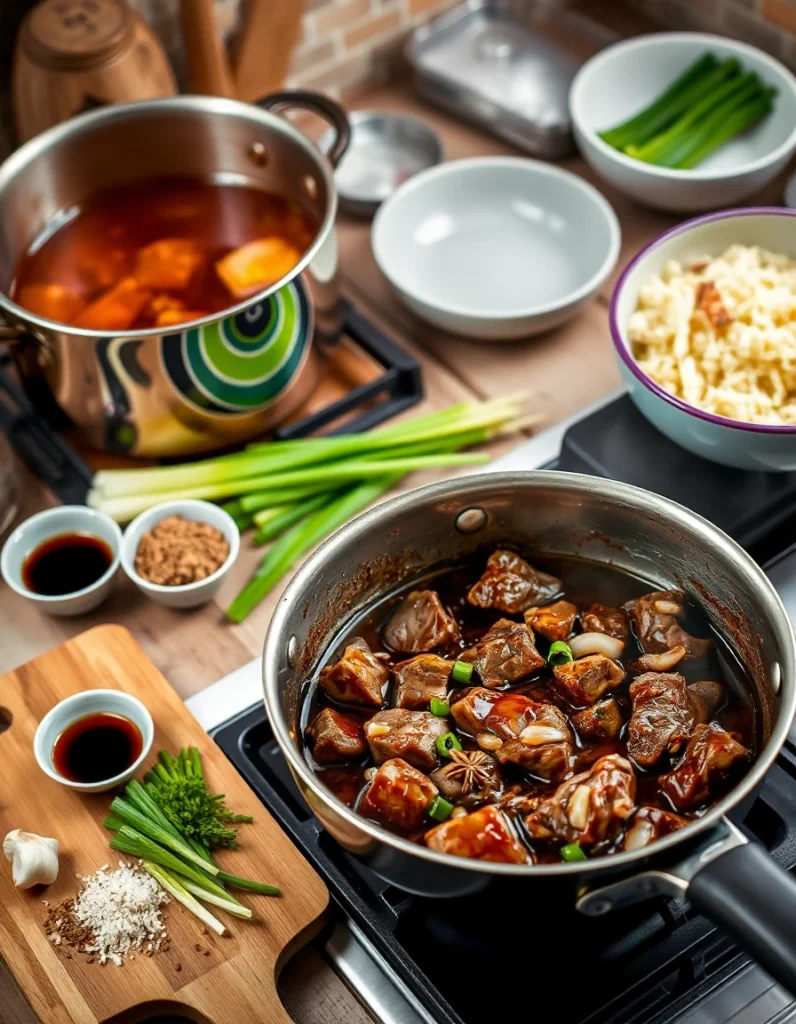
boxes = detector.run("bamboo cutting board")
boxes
[0,625,329,1023]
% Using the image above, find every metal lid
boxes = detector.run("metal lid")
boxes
[22,0,133,71]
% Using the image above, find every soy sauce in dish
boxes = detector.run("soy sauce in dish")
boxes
[23,533,112,596]
[53,712,142,783]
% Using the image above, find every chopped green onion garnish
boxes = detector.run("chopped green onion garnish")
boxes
[436,731,462,758]
[548,641,574,666]
[427,796,454,822]
[560,842,587,863]
[450,660,473,685]
[430,697,450,717]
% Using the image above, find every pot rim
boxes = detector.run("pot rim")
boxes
[263,470,796,877]
[0,95,337,339]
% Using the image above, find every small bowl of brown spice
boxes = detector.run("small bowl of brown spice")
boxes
[120,499,239,609]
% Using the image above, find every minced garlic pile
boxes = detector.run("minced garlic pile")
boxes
[628,244,796,425]
[45,862,168,966]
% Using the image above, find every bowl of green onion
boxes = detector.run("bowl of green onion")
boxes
[570,32,796,212]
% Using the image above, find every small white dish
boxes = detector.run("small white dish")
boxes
[34,689,154,793]
[570,32,796,213]
[120,498,239,609]
[0,505,121,616]
[371,156,620,340]
[611,207,796,471]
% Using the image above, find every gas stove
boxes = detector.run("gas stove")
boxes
[191,391,796,1024]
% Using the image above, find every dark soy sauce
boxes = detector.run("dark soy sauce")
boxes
[23,533,112,596]
[53,712,142,783]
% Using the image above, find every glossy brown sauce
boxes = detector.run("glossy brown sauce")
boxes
[22,532,112,596]
[11,177,318,331]
[302,556,757,862]
[53,712,142,783]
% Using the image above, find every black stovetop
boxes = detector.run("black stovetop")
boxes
[214,395,796,1024]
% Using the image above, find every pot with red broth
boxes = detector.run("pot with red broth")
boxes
[301,552,756,866]
[10,177,317,332]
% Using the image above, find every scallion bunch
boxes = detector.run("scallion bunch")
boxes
[88,396,537,620]
[599,52,777,169]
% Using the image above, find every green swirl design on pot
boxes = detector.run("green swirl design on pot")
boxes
[160,278,313,415]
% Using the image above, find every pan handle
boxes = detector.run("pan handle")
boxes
[256,90,351,169]
[689,842,796,994]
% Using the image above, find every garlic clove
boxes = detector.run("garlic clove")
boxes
[3,829,60,889]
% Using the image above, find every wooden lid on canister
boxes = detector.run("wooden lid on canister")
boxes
[21,0,134,71]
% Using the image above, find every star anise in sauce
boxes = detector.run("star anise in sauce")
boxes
[445,749,494,795]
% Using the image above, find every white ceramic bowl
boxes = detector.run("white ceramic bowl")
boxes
[611,207,796,471]
[0,505,121,616]
[570,33,796,213]
[371,156,621,340]
[121,498,239,609]
[34,689,154,793]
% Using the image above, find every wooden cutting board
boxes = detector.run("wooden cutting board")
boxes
[0,625,329,1023]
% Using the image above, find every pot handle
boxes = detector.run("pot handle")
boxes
[256,90,351,169]
[689,842,796,994]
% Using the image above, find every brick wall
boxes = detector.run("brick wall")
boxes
[628,0,796,71]
[130,0,460,99]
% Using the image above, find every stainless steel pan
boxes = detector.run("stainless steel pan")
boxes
[263,472,796,992]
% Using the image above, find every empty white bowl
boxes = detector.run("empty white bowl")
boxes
[120,498,239,609]
[371,156,621,340]
[0,505,121,616]
[34,689,154,793]
[570,33,796,212]
[611,207,796,471]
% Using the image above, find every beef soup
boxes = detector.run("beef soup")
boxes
[301,551,756,866]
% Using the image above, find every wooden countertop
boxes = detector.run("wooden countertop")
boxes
[1,9,792,1021]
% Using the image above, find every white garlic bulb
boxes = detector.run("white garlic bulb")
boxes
[3,830,59,888]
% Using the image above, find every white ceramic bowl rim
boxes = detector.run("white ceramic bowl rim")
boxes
[1,506,122,602]
[120,499,240,594]
[610,206,796,435]
[571,32,796,182]
[34,689,154,790]
[372,155,622,320]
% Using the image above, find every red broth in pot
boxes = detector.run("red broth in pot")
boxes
[10,177,317,332]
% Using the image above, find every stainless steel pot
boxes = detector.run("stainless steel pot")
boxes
[0,91,350,456]
[263,471,796,992]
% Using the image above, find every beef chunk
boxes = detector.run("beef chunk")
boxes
[319,637,388,707]
[582,603,629,641]
[660,722,749,810]
[688,680,724,719]
[450,686,503,734]
[627,671,707,768]
[482,692,573,781]
[382,590,460,653]
[393,654,450,710]
[525,754,636,846]
[623,806,689,851]
[365,708,449,772]
[572,698,624,742]
[306,708,367,764]
[459,619,544,688]
[524,600,577,642]
[359,758,438,831]
[552,654,626,707]
[425,805,530,864]
[625,590,711,661]
[467,549,561,614]
[430,749,503,807]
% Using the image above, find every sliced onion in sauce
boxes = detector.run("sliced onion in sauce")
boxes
[634,644,687,671]
[568,632,624,660]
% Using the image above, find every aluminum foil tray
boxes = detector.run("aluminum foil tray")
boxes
[407,1,614,159]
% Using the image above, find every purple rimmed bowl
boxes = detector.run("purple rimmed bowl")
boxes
[610,208,796,472]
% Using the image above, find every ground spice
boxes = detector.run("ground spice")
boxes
[134,515,229,586]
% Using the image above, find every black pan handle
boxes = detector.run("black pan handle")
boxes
[256,90,351,169]
[689,842,796,994]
